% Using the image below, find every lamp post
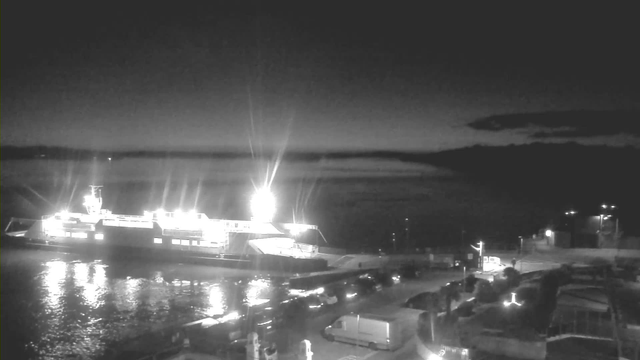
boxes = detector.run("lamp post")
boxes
[391,232,397,253]
[519,236,523,255]
[519,236,524,272]
[600,204,618,243]
[405,217,410,250]
[564,210,577,248]
[471,241,483,271]
[356,314,360,357]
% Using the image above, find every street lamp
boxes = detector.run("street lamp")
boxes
[518,236,524,271]
[519,236,524,254]
[564,210,577,248]
[391,232,397,253]
[471,240,484,271]
[599,204,619,239]
[404,217,410,248]
[250,187,276,222]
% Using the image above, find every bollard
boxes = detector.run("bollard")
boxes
[298,339,312,360]
[246,332,260,360]
[264,342,278,360]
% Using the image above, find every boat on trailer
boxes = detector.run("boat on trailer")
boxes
[3,186,328,273]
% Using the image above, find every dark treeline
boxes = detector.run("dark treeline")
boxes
[3,143,639,234]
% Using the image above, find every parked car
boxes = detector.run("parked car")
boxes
[335,277,380,302]
[374,271,401,287]
[399,264,421,279]
[447,274,478,293]
[318,292,339,305]
[301,296,325,313]
[273,298,308,328]
[452,300,476,318]
[354,276,383,293]
[403,292,441,311]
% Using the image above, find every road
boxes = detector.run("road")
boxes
[278,259,564,360]
[276,271,464,360]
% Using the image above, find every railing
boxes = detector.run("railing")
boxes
[4,217,36,234]
[103,214,154,228]
[547,309,614,341]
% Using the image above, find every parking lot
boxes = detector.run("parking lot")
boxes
[282,270,465,360]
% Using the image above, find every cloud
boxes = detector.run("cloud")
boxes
[467,110,640,138]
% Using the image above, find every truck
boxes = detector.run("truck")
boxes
[323,313,402,351]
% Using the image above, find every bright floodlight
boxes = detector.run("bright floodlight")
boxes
[59,209,70,220]
[250,188,276,222]
[503,292,522,307]
[545,229,553,237]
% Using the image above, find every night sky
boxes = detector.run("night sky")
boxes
[3,2,639,151]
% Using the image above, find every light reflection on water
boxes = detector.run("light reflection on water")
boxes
[207,284,226,317]
[1,249,286,359]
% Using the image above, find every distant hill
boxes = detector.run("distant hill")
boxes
[0,145,408,162]
[2,143,639,235]
[419,142,640,190]
[419,142,640,183]
[417,143,640,234]
[3,142,638,200]
[2,143,638,179]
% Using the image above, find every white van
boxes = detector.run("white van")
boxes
[323,313,402,351]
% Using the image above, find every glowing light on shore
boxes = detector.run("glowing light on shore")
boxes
[503,292,522,307]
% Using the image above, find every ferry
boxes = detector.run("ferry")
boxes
[3,186,328,272]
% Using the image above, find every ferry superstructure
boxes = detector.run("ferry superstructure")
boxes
[3,186,328,272]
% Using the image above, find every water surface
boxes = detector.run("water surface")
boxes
[1,248,287,359]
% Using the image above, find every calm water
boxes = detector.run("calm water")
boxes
[0,248,289,359]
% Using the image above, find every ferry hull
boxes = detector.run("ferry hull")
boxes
[1,232,328,273]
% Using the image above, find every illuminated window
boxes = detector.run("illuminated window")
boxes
[181,240,190,246]
[192,241,199,246]
[153,238,163,244]
[172,239,181,245]
[72,232,88,239]
[95,233,104,240]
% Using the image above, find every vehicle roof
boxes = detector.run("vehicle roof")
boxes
[408,291,436,299]
[344,313,397,322]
